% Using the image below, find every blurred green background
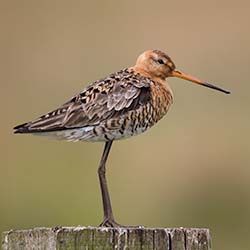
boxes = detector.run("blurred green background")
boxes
[1,1,250,249]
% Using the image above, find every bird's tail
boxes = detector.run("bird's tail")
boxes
[13,113,66,134]
[13,122,32,134]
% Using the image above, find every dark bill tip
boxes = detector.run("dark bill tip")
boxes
[201,82,231,94]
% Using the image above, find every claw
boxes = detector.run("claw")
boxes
[99,218,143,228]
[99,218,123,227]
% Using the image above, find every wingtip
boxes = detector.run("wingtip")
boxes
[13,123,30,134]
[13,129,26,134]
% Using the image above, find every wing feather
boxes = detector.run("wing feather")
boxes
[14,69,152,134]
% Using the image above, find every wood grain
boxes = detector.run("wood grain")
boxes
[2,227,211,250]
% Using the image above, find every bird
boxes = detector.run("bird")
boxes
[14,50,230,227]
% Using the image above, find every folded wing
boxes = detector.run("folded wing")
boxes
[14,69,152,134]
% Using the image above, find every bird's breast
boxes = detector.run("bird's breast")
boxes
[99,81,173,141]
[148,81,173,125]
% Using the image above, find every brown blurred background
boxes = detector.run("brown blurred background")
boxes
[1,1,250,249]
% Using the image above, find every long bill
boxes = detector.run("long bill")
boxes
[171,70,231,94]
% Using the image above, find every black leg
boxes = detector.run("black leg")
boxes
[98,141,121,227]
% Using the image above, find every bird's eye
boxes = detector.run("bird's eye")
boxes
[157,59,165,65]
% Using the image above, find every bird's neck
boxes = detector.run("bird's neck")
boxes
[130,66,173,98]
[131,65,158,80]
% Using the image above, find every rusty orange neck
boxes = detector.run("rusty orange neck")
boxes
[130,66,173,97]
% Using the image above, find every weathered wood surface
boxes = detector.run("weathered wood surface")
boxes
[2,227,211,250]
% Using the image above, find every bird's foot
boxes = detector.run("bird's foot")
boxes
[99,217,124,227]
[99,217,144,228]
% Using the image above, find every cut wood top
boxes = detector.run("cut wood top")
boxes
[2,227,211,250]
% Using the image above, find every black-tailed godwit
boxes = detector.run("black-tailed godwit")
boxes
[14,50,230,227]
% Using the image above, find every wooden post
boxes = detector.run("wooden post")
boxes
[2,227,211,250]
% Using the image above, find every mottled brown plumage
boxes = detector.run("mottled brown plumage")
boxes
[14,51,176,141]
[14,50,230,227]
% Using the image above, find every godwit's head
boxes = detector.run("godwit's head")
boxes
[134,50,230,94]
